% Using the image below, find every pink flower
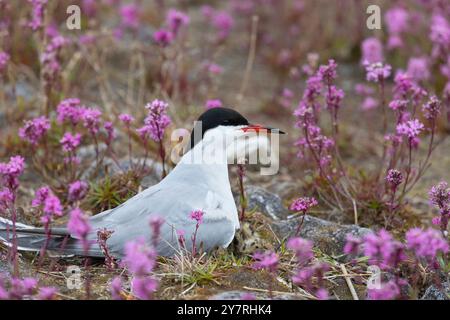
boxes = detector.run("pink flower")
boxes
[131,276,158,300]
[361,37,383,64]
[407,57,430,82]
[211,11,234,41]
[354,83,374,96]
[252,251,278,273]
[28,0,47,31]
[67,208,91,240]
[60,132,82,153]
[361,97,378,110]
[19,116,51,146]
[43,194,63,217]
[0,51,10,74]
[153,29,173,46]
[385,7,409,34]
[429,181,450,210]
[0,156,25,192]
[143,99,171,142]
[189,210,205,224]
[325,85,344,110]
[364,62,392,82]
[56,98,84,126]
[363,230,405,270]
[205,99,223,109]
[396,119,424,139]
[104,121,115,144]
[368,280,400,300]
[110,277,123,300]
[118,113,134,126]
[0,188,14,210]
[406,228,449,264]
[344,234,362,255]
[290,197,318,212]
[119,4,139,29]
[32,186,51,207]
[388,99,408,111]
[123,238,156,276]
[386,169,403,189]
[166,9,189,36]
[422,96,441,120]
[287,237,314,264]
[37,287,57,300]
[81,108,102,135]
[68,181,89,203]
[318,59,338,83]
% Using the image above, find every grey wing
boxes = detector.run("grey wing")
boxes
[88,183,237,258]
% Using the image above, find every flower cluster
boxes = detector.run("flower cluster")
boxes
[19,116,51,146]
[0,51,10,74]
[205,99,223,110]
[153,9,189,46]
[386,169,403,190]
[287,237,314,265]
[28,0,47,31]
[67,208,91,253]
[287,237,329,299]
[384,6,409,49]
[422,95,441,120]
[60,132,82,153]
[0,275,57,300]
[68,180,89,203]
[364,62,392,83]
[362,229,405,270]
[32,186,63,224]
[202,6,234,42]
[252,251,278,273]
[189,209,205,256]
[41,34,68,86]
[290,197,318,213]
[119,4,139,30]
[118,113,134,126]
[56,98,84,126]
[428,181,450,233]
[361,37,383,64]
[405,228,449,266]
[122,238,158,300]
[139,99,171,142]
[81,108,102,135]
[396,119,424,140]
[0,156,25,195]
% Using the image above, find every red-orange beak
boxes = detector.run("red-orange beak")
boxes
[240,124,285,134]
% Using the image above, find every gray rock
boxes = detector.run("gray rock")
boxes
[209,290,300,300]
[240,185,291,220]
[272,216,371,257]
[421,282,450,300]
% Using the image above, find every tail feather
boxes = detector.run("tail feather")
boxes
[0,217,104,258]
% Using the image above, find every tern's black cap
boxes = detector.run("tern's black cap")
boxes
[189,108,249,149]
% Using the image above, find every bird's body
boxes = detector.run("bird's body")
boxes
[0,108,283,258]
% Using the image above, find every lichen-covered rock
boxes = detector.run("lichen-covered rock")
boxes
[271,216,371,257]
[421,282,450,300]
[240,185,291,220]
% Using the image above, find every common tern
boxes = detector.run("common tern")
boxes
[0,108,284,258]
